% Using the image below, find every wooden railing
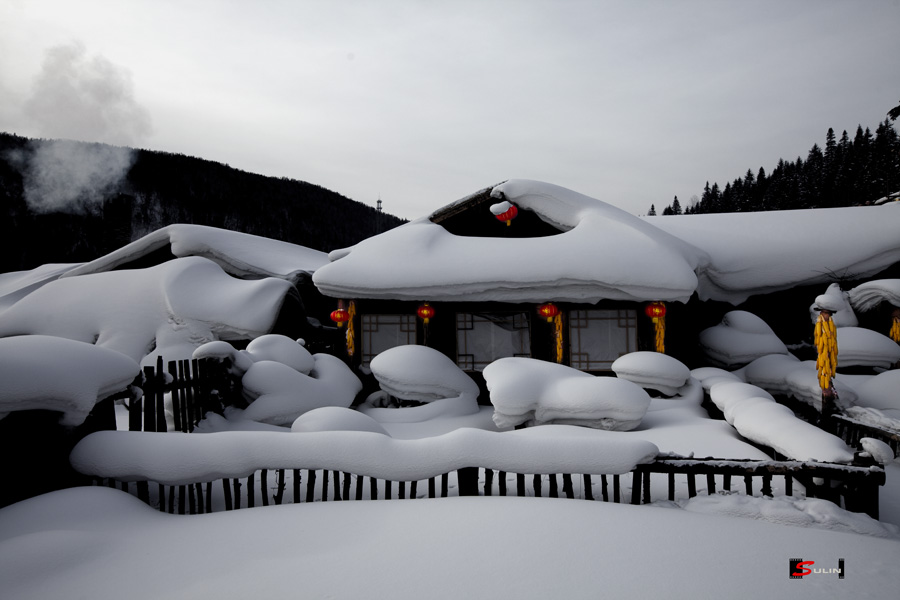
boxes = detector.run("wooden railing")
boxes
[93,455,885,519]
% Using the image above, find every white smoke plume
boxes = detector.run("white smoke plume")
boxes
[17,42,152,213]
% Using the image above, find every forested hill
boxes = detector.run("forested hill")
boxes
[0,132,406,273]
[653,119,900,216]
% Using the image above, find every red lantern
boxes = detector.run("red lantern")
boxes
[537,303,560,322]
[645,302,666,319]
[417,303,435,323]
[330,308,350,328]
[495,204,518,226]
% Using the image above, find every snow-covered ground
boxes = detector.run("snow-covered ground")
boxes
[1,486,898,600]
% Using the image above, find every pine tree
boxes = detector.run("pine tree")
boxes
[647,204,657,216]
[671,196,682,215]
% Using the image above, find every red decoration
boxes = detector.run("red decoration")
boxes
[417,303,435,323]
[645,302,666,319]
[537,303,560,322]
[330,308,350,327]
[495,204,518,226]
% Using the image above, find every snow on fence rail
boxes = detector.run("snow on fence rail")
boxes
[70,428,885,519]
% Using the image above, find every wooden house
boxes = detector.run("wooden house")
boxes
[313,180,900,398]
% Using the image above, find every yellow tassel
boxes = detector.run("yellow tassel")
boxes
[346,301,356,357]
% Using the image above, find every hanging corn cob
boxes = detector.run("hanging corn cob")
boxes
[554,312,564,363]
[346,300,356,357]
[814,309,837,391]
[891,309,900,343]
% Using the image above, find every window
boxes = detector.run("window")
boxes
[361,314,416,368]
[568,309,637,370]
[456,312,531,371]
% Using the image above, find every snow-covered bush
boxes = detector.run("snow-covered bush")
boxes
[809,283,858,327]
[699,311,788,368]
[0,335,139,425]
[612,351,691,396]
[484,357,651,430]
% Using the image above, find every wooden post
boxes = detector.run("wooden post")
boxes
[583,474,594,501]
[601,474,609,502]
[293,469,301,503]
[613,475,620,503]
[137,480,149,503]
[457,467,479,496]
[667,472,675,501]
[642,470,651,504]
[549,474,559,498]
[409,480,417,499]
[321,471,329,502]
[247,473,255,508]
[630,471,641,505]
[142,366,156,432]
[333,471,341,501]
[428,477,436,499]
[370,477,378,500]
[785,474,792,496]
[441,473,449,498]
[343,472,351,500]
[356,474,364,501]
[743,475,753,495]
[687,473,697,498]
[385,480,392,500]
[260,470,269,506]
[499,471,507,497]
[234,479,241,509]
[274,469,286,505]
[169,361,183,432]
[761,474,773,497]
[562,474,575,499]
[129,394,143,431]
[533,474,542,498]
[399,481,406,500]
[155,356,167,432]
[484,469,494,496]
[179,485,188,514]
[706,473,716,495]
[517,473,526,497]
[223,479,233,510]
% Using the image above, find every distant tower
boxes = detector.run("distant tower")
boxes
[377,198,383,212]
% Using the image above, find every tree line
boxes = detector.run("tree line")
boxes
[650,118,900,216]
[0,133,405,273]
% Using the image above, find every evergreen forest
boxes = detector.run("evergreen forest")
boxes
[652,119,900,216]
[0,133,405,273]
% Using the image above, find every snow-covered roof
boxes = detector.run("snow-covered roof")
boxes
[313,180,900,305]
[0,257,294,365]
[63,224,328,283]
[314,180,706,303]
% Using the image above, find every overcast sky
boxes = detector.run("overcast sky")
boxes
[1,0,898,220]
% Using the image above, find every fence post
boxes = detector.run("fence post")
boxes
[457,467,479,496]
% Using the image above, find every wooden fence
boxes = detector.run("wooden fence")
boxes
[830,414,900,458]
[126,357,226,433]
[93,454,885,519]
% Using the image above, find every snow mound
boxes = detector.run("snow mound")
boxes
[854,370,900,412]
[484,357,651,430]
[737,354,857,410]
[370,345,479,402]
[612,351,691,396]
[836,327,900,368]
[680,494,898,539]
[705,378,854,462]
[860,437,895,464]
[809,283,857,326]
[244,335,314,374]
[291,407,390,435]
[0,335,139,425]
[70,426,660,484]
[699,311,788,368]
[849,279,900,312]
[0,257,293,365]
[0,263,79,314]
[191,341,255,375]
[240,355,362,425]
